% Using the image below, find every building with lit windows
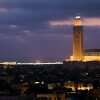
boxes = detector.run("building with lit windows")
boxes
[68,15,100,61]
[64,81,93,91]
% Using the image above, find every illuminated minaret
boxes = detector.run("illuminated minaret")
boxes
[73,15,83,61]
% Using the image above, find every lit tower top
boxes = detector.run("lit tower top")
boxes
[74,15,82,26]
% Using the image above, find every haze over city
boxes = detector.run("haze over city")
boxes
[0,0,100,62]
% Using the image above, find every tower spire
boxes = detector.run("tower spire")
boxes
[74,14,82,26]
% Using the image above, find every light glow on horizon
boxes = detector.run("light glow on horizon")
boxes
[0,62,63,65]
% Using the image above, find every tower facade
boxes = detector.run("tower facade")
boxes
[72,15,83,61]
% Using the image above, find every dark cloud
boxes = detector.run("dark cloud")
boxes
[0,0,100,16]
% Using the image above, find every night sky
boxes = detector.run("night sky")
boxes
[0,0,100,62]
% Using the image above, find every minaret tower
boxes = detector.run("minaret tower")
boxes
[72,15,83,61]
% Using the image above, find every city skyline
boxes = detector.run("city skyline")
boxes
[0,0,100,62]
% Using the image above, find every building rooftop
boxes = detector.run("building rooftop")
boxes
[84,49,100,52]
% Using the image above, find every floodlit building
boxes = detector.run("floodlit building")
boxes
[68,15,100,61]
[72,15,83,61]
[83,49,100,61]
[64,81,93,91]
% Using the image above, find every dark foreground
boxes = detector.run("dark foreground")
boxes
[0,61,99,99]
